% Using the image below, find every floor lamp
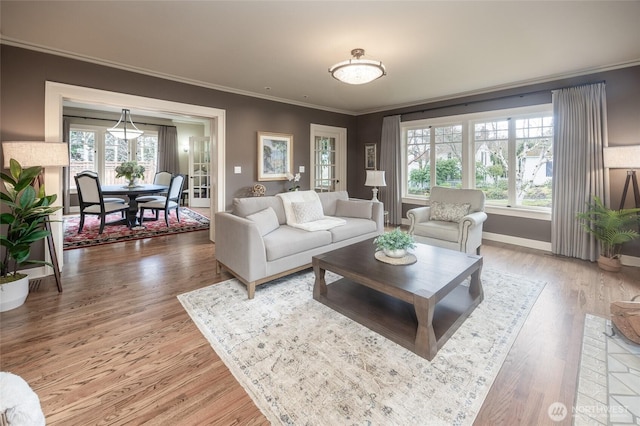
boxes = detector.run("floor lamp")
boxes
[2,141,69,292]
[603,145,640,210]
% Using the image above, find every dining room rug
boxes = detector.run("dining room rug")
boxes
[63,207,209,249]
[178,267,546,425]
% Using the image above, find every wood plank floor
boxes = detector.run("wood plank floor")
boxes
[1,229,638,425]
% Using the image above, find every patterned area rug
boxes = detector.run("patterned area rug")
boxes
[574,314,640,425]
[178,268,545,425]
[63,207,209,249]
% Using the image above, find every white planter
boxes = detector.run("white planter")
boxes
[0,274,29,312]
[383,248,407,258]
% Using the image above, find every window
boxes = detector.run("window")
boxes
[402,104,553,212]
[69,124,158,189]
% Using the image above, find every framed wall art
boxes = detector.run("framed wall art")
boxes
[257,132,293,181]
[364,143,377,170]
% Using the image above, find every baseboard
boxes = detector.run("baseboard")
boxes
[482,232,552,252]
[620,254,640,268]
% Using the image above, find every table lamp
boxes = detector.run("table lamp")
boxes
[365,170,386,202]
[2,141,70,292]
[603,145,640,209]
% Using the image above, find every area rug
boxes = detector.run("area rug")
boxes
[573,314,640,425]
[178,267,546,425]
[63,207,209,249]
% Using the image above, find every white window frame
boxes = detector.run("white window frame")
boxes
[69,123,159,191]
[401,104,553,221]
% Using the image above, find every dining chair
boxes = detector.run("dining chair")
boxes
[79,170,126,207]
[136,171,173,219]
[74,171,130,234]
[138,174,185,226]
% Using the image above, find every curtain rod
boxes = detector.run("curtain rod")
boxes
[384,80,606,119]
[63,114,174,128]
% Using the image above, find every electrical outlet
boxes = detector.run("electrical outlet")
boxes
[299,166,305,173]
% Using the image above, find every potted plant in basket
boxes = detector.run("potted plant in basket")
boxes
[115,161,145,188]
[374,227,416,258]
[576,196,640,272]
[0,159,62,311]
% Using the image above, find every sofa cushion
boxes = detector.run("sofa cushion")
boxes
[277,190,322,226]
[414,221,459,242]
[335,199,373,219]
[233,196,287,224]
[317,191,349,216]
[328,217,377,243]
[263,226,332,261]
[245,206,280,236]
[291,200,325,223]
[429,201,471,223]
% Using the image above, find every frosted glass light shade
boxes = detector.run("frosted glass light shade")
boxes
[329,49,386,85]
[2,141,69,168]
[107,109,144,140]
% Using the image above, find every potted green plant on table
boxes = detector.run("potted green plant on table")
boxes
[576,196,640,272]
[373,227,416,258]
[115,161,145,188]
[0,159,61,311]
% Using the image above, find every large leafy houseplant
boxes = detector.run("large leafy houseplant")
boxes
[576,196,640,270]
[0,159,61,283]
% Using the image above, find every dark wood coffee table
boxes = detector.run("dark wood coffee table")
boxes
[312,238,483,360]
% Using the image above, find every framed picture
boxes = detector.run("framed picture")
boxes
[257,132,294,181]
[364,143,377,170]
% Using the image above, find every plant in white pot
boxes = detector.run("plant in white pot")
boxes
[0,159,61,311]
[576,196,640,272]
[374,227,416,258]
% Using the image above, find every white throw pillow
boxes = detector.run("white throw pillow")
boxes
[246,206,280,236]
[430,201,471,223]
[291,200,325,224]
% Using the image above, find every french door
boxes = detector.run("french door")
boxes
[310,124,347,192]
[188,136,211,207]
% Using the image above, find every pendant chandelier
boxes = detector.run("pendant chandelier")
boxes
[329,48,386,85]
[107,108,143,140]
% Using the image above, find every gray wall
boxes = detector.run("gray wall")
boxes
[2,45,638,257]
[355,66,640,257]
[0,45,357,209]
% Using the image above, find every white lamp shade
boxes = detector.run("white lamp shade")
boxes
[365,170,386,187]
[603,146,640,169]
[2,141,69,168]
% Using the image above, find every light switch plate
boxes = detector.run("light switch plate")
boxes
[299,166,305,173]
[234,166,241,174]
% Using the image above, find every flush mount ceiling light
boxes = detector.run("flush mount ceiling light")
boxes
[329,48,386,85]
[107,108,144,140]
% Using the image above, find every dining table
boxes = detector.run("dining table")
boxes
[101,184,169,229]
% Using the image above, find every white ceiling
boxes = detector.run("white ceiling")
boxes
[2,1,640,115]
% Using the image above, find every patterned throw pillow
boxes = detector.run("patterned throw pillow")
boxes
[291,200,325,224]
[429,201,471,223]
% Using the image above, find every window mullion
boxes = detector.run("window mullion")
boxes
[508,118,516,207]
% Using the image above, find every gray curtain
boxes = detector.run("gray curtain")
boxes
[157,126,178,173]
[551,82,607,260]
[380,115,402,225]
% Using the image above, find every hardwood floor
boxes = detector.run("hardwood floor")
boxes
[0,231,638,425]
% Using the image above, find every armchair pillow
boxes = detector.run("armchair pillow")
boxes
[246,206,280,236]
[430,201,471,223]
[335,199,373,219]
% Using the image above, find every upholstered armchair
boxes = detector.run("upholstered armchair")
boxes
[407,186,487,254]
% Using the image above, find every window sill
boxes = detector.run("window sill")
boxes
[402,197,551,221]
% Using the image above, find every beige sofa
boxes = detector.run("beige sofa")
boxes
[215,190,384,298]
